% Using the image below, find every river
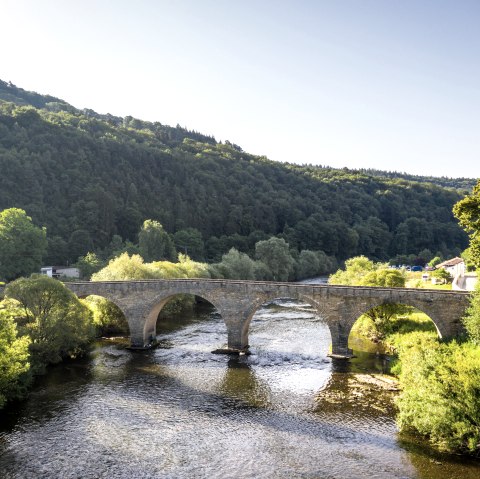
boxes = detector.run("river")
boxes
[1,291,479,478]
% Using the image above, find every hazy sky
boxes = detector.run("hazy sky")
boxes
[1,0,479,178]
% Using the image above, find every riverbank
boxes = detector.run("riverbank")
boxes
[1,301,479,478]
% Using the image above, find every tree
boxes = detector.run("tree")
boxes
[463,282,480,346]
[0,208,47,281]
[209,248,257,280]
[296,250,320,280]
[329,256,407,339]
[44,235,69,266]
[255,237,295,281]
[0,308,31,408]
[68,229,94,262]
[328,256,376,285]
[75,252,105,279]
[138,220,176,262]
[453,179,480,269]
[431,267,452,283]
[5,275,94,373]
[428,256,442,268]
[83,295,129,336]
[173,228,205,261]
[396,338,480,454]
[92,253,156,281]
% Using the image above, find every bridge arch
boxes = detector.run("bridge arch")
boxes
[64,280,469,352]
[142,289,227,345]
[342,297,446,343]
[73,291,132,336]
[241,292,331,353]
[82,294,130,336]
[347,301,440,354]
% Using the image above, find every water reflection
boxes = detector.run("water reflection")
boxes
[1,297,479,479]
[218,359,272,408]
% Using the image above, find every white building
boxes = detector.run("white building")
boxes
[40,266,80,279]
[453,272,478,292]
[436,257,465,278]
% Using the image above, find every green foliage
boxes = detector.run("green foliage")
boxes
[361,268,406,288]
[68,229,93,262]
[5,275,94,374]
[453,179,480,269]
[329,256,406,288]
[382,313,438,354]
[255,237,294,281]
[431,267,452,283]
[151,253,210,279]
[91,253,157,281]
[329,256,376,285]
[138,220,176,262]
[0,307,31,408]
[296,250,320,280]
[83,295,129,336]
[0,94,469,267]
[0,208,47,281]
[463,283,480,346]
[461,247,478,272]
[387,178,480,456]
[428,256,442,267]
[173,228,205,261]
[330,256,407,339]
[75,252,105,279]
[396,339,480,454]
[92,252,210,282]
[209,248,257,280]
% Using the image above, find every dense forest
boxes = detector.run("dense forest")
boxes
[0,80,471,267]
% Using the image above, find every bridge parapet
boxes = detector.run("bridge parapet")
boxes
[0,279,471,355]
[62,279,471,354]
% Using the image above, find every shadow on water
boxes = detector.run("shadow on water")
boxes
[1,295,480,479]
[0,353,97,432]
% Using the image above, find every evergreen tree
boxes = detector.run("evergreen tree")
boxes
[0,208,47,281]
[138,220,176,262]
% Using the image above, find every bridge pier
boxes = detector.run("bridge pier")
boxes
[63,280,470,358]
[328,322,354,359]
[127,322,148,349]
[211,319,250,355]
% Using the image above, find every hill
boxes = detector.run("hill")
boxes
[0,80,471,266]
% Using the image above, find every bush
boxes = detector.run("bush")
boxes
[5,275,95,374]
[83,296,129,336]
[396,339,480,454]
[0,307,31,407]
[463,282,480,345]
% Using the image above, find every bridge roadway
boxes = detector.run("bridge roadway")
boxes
[59,279,471,357]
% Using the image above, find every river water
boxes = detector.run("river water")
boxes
[1,296,479,478]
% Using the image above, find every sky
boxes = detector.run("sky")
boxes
[1,0,479,178]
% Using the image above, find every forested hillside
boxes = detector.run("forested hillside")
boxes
[0,80,471,266]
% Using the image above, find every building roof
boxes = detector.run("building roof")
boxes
[436,257,464,268]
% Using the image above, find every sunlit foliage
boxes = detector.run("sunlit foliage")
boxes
[0,307,31,407]
[463,282,480,346]
[5,275,94,374]
[453,179,480,269]
[91,253,157,281]
[396,338,480,454]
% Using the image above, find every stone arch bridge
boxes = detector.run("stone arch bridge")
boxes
[63,279,471,356]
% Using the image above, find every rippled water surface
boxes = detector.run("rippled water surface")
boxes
[1,298,479,479]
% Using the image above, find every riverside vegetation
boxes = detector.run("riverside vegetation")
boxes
[327,179,480,455]
[1,79,480,457]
